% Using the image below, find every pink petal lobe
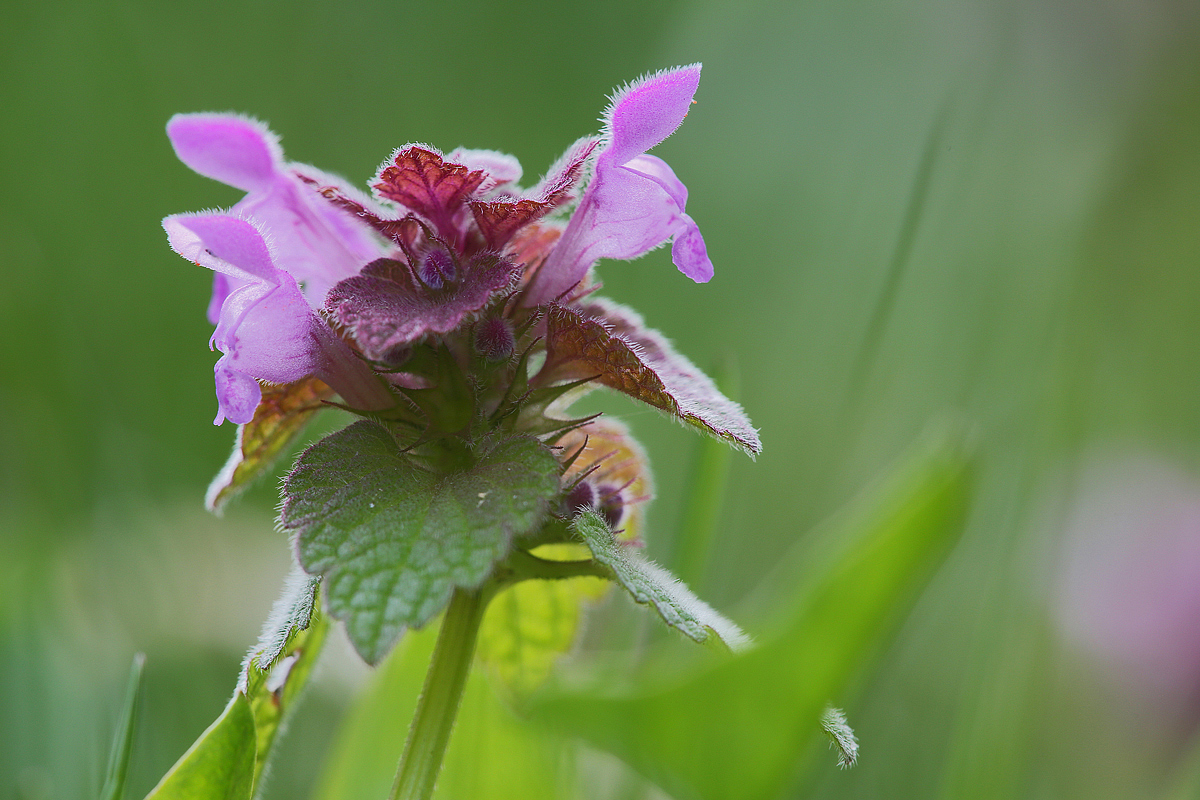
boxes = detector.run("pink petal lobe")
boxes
[214,362,263,425]
[623,154,688,209]
[671,218,713,283]
[165,214,278,283]
[605,64,702,165]
[167,114,282,193]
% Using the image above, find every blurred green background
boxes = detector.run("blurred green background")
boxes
[5,0,1200,798]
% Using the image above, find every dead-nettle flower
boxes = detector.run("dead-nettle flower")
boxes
[164,64,734,436]
[167,112,388,317]
[524,64,714,305]
[162,214,393,425]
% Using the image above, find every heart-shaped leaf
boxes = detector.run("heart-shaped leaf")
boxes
[282,421,561,664]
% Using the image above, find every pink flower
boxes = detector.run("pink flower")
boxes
[166,114,389,317]
[526,64,714,305]
[163,213,391,424]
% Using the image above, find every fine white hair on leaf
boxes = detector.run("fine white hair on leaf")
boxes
[570,509,751,652]
[237,565,319,692]
[821,706,859,769]
[204,424,245,515]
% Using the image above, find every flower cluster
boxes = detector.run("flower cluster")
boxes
[166,65,722,425]
[167,63,757,466]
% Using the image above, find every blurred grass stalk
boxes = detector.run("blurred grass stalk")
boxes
[100,653,145,800]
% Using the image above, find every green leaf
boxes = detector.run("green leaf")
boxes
[571,509,751,652]
[820,706,859,769]
[240,568,321,678]
[476,543,608,694]
[144,693,256,800]
[238,569,329,792]
[282,420,561,665]
[144,573,327,800]
[531,428,973,800]
[100,653,144,800]
[312,623,568,800]
[206,377,333,513]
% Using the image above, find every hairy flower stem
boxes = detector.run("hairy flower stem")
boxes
[389,587,489,800]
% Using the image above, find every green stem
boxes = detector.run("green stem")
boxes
[389,587,489,800]
[502,549,610,584]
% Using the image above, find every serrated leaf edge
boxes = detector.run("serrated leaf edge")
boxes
[571,509,751,652]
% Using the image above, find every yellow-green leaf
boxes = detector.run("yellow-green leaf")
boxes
[206,376,333,513]
[477,543,607,694]
[143,693,255,800]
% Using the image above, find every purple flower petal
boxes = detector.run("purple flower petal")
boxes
[670,217,713,283]
[165,213,392,424]
[604,64,702,166]
[525,65,713,304]
[213,362,263,425]
[167,114,282,193]
[167,113,388,307]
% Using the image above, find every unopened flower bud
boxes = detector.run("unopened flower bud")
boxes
[565,481,596,518]
[418,249,456,289]
[475,317,515,362]
[596,483,625,529]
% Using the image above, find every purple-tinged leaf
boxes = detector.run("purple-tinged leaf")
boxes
[470,199,551,250]
[468,137,599,250]
[326,253,519,362]
[544,300,761,457]
[446,147,523,194]
[300,174,423,250]
[205,376,335,513]
[374,146,486,242]
[536,136,599,208]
